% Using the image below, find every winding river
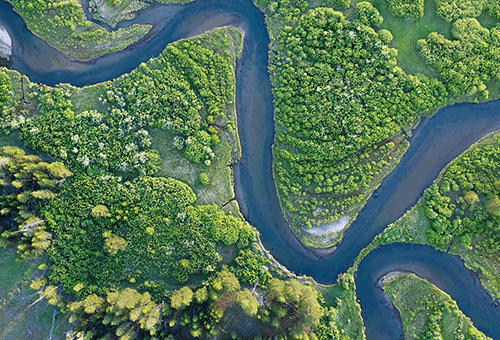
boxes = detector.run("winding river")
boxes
[1,0,499,338]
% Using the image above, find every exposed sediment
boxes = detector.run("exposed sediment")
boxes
[0,24,12,60]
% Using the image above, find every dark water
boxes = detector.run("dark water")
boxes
[1,0,499,338]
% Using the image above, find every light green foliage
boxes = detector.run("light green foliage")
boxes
[102,231,128,255]
[91,204,110,218]
[266,278,324,337]
[378,29,394,44]
[485,195,500,216]
[171,286,194,310]
[197,172,211,185]
[435,0,485,22]
[384,274,491,340]
[6,0,151,60]
[418,18,500,97]
[68,288,161,337]
[386,0,425,19]
[235,289,259,316]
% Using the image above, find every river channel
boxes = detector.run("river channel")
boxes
[0,0,499,338]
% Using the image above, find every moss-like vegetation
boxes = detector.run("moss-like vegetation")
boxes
[7,0,152,60]
[383,273,491,340]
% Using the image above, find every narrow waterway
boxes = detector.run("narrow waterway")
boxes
[0,0,499,338]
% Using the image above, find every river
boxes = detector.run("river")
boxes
[0,0,499,338]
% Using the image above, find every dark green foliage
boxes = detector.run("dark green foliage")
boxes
[386,0,425,19]
[44,175,253,295]
[233,249,273,285]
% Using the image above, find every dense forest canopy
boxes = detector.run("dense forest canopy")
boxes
[0,26,352,339]
[255,0,500,248]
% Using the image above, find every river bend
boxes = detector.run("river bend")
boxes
[0,0,499,338]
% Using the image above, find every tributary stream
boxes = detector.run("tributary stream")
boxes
[1,0,499,338]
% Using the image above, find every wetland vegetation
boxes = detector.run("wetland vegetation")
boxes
[1,0,500,339]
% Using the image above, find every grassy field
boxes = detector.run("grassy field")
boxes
[151,127,238,208]
[366,0,451,77]
[0,245,70,340]
[383,273,491,340]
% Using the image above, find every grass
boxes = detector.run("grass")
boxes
[318,276,366,340]
[366,0,452,78]
[150,128,237,207]
[0,245,70,340]
[383,273,491,340]
[7,0,152,60]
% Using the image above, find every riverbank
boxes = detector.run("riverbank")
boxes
[369,130,500,301]
[0,23,11,60]
[4,0,151,61]
[383,273,491,340]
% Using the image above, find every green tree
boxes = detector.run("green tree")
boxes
[171,286,194,310]
[236,289,259,316]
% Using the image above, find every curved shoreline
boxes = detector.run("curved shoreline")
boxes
[1,1,500,339]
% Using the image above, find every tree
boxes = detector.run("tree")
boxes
[91,205,110,218]
[171,286,194,310]
[236,289,259,316]
[486,195,500,216]
[464,191,479,205]
[103,231,127,255]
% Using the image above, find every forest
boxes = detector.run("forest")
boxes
[255,0,500,247]
[0,27,355,339]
